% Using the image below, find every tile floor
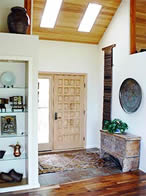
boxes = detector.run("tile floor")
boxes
[39,149,122,186]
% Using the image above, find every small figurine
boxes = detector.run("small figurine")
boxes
[0,98,8,112]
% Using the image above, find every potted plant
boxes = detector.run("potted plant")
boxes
[103,119,128,134]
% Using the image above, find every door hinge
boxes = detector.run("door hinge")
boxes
[84,110,86,115]
[83,137,85,141]
[84,83,86,88]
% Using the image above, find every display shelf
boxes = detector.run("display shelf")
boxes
[0,87,27,89]
[0,153,27,161]
[0,178,28,188]
[0,111,28,114]
[0,55,36,192]
[0,134,28,138]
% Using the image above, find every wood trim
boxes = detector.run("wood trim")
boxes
[130,0,136,54]
[83,75,87,149]
[39,72,87,77]
[102,44,116,52]
[24,0,31,34]
[102,45,115,127]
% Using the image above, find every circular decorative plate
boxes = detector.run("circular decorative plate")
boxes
[0,72,16,87]
[119,78,142,113]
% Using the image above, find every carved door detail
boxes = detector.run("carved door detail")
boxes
[53,75,85,150]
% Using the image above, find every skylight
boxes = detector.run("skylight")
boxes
[40,0,63,28]
[78,3,102,32]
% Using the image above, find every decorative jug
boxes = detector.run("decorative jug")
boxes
[9,142,21,157]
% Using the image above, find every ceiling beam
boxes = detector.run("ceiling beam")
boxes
[102,44,116,54]
[130,0,136,54]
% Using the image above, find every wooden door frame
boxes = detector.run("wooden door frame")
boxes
[38,74,54,151]
[39,72,87,151]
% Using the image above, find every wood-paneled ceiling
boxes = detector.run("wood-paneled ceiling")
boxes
[33,0,121,44]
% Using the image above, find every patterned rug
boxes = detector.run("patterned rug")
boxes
[39,150,114,175]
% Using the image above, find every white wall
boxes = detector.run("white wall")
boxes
[97,0,146,172]
[0,0,24,33]
[38,40,100,148]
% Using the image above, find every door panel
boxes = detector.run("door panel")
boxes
[53,75,85,150]
[38,76,53,151]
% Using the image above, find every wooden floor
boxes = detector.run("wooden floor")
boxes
[3,170,146,196]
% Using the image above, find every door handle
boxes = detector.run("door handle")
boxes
[55,112,58,120]
[55,112,61,120]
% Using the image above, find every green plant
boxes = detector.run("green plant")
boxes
[103,119,128,134]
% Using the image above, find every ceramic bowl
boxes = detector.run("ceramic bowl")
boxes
[0,71,16,87]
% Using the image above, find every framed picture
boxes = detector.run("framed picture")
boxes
[10,96,24,112]
[1,116,17,135]
[0,98,8,112]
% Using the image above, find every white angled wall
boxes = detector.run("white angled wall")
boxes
[97,0,146,172]
[38,40,100,149]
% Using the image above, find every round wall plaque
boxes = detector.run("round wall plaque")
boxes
[119,78,142,113]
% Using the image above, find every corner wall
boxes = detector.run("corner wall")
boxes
[97,0,146,172]
[38,40,100,148]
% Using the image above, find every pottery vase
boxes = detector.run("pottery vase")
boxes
[7,6,30,34]
[9,143,21,157]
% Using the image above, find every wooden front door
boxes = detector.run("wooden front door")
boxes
[53,75,86,150]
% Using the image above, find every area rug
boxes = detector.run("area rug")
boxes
[39,150,114,175]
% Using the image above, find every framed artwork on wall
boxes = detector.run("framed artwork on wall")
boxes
[1,116,17,135]
[10,96,24,112]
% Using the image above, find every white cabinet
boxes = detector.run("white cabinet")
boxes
[0,34,39,193]
[0,56,39,193]
[0,59,29,188]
